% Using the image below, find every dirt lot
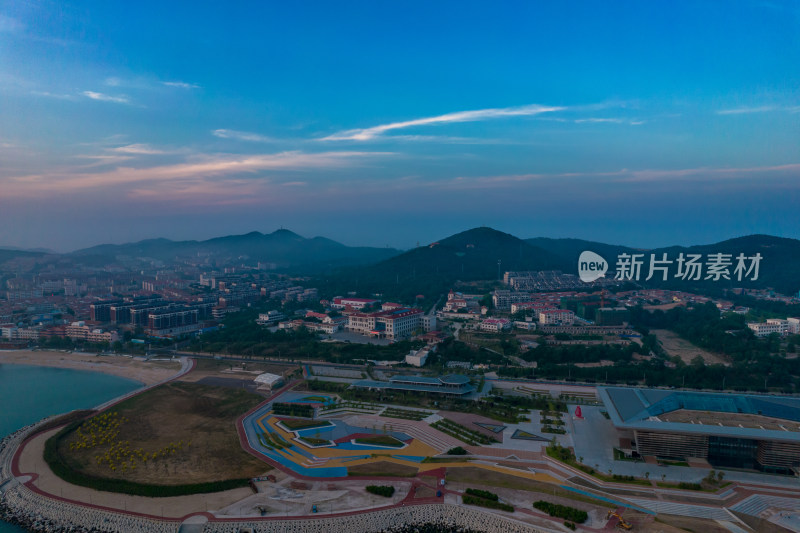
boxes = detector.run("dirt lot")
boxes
[55,381,270,484]
[653,329,729,365]
[180,358,299,383]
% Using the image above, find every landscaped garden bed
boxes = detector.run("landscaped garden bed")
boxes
[277,418,333,431]
[354,434,405,447]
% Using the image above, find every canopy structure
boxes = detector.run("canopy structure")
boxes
[254,372,283,390]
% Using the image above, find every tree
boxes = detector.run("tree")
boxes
[690,355,705,369]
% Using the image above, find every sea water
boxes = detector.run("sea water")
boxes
[0,363,142,532]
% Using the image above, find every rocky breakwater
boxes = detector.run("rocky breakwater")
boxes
[0,420,178,533]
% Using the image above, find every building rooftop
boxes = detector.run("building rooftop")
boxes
[599,386,800,443]
[352,374,475,395]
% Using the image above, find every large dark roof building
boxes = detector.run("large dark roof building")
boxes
[599,387,800,475]
[351,374,475,396]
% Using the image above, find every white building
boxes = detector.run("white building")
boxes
[492,290,533,310]
[422,314,437,332]
[64,322,118,343]
[748,319,793,337]
[480,318,511,332]
[257,310,286,325]
[539,309,575,325]
[331,297,380,310]
[405,348,430,367]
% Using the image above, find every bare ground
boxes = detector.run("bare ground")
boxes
[652,329,729,366]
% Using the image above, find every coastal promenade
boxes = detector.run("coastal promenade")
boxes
[0,358,553,532]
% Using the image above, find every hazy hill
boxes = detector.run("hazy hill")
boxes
[0,248,46,265]
[70,229,401,269]
[528,234,800,295]
[648,234,800,295]
[373,227,565,280]
[319,227,568,301]
[525,237,640,267]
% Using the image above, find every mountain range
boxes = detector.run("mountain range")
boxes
[68,229,401,270]
[0,228,797,296]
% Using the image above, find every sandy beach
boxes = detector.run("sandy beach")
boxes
[0,350,182,386]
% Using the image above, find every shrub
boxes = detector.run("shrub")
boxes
[465,488,498,501]
[463,494,514,512]
[366,485,395,497]
[447,446,468,455]
[533,501,588,523]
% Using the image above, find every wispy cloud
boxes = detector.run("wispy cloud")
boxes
[573,117,644,125]
[31,91,76,100]
[108,144,170,155]
[163,81,201,89]
[5,150,389,195]
[433,162,800,190]
[321,103,564,141]
[212,129,274,143]
[72,154,135,167]
[82,91,131,104]
[715,105,800,115]
[384,135,515,144]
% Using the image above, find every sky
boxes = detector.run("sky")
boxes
[1,0,798,252]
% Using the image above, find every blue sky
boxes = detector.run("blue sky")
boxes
[1,1,798,251]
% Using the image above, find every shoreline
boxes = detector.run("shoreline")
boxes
[0,350,182,387]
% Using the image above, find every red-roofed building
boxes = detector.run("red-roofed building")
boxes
[346,307,424,340]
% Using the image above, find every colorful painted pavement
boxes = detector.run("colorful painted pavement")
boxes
[241,401,439,478]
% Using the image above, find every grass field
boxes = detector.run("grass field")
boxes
[50,381,269,487]
[347,461,418,477]
[446,467,605,506]
[278,418,332,431]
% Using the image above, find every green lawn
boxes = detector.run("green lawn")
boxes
[278,418,332,431]
[354,435,405,447]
